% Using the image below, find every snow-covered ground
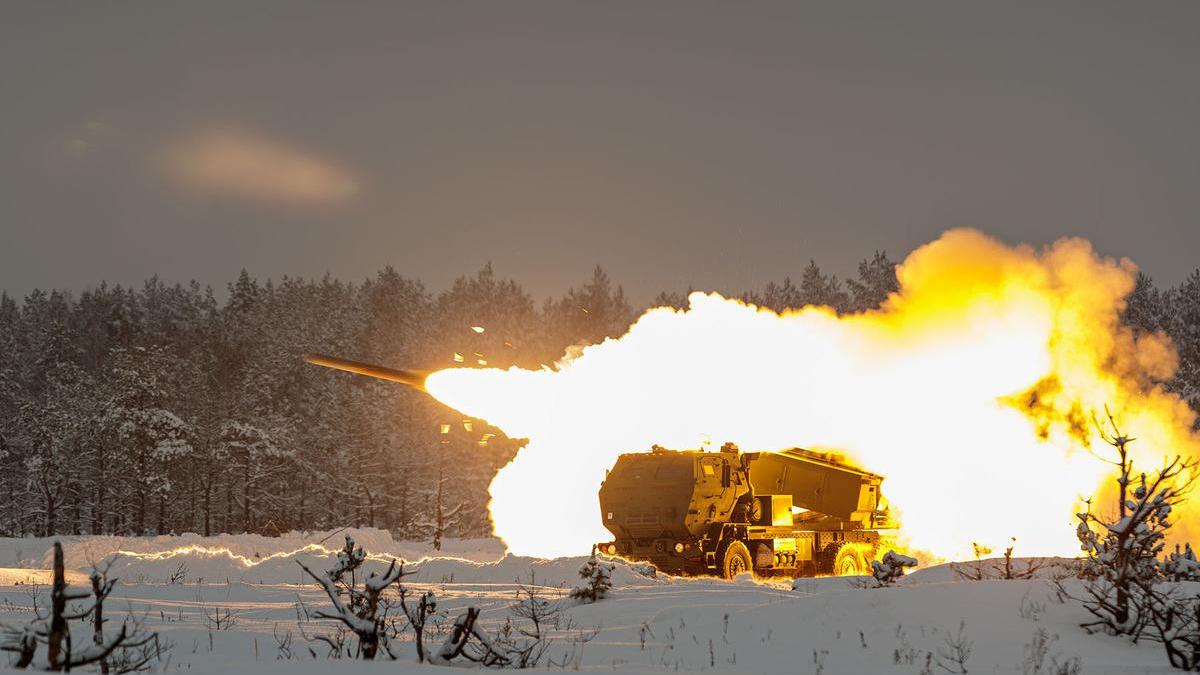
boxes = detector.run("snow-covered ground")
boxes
[0,530,1183,674]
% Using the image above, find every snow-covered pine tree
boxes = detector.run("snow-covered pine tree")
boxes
[1070,412,1196,639]
[356,268,436,533]
[542,266,635,352]
[846,251,900,313]
[1125,272,1171,336]
[743,277,802,313]
[218,419,288,534]
[0,293,22,535]
[18,362,97,536]
[570,552,615,603]
[1164,544,1200,582]
[798,260,849,312]
[415,467,463,551]
[649,289,693,311]
[1163,271,1200,425]
[99,347,193,535]
[434,263,541,369]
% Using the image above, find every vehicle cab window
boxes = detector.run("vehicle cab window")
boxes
[698,457,723,485]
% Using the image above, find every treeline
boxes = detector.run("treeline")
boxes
[1124,271,1200,413]
[0,253,1195,542]
[0,263,643,540]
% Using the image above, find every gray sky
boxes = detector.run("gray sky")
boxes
[2,2,1199,302]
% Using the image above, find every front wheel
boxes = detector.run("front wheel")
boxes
[832,543,874,577]
[719,540,753,579]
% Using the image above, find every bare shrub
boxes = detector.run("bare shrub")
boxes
[1019,589,1047,622]
[934,620,973,674]
[1021,628,1081,675]
[1142,588,1200,671]
[273,624,294,660]
[202,606,240,631]
[0,542,163,673]
[434,573,597,668]
[398,588,437,662]
[295,534,412,660]
[1061,411,1195,640]
[166,562,187,585]
[954,538,1047,581]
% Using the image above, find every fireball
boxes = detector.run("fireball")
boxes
[425,229,1198,560]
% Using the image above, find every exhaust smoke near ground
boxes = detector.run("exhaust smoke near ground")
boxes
[425,229,1198,560]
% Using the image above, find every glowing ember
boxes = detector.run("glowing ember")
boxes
[424,230,1199,560]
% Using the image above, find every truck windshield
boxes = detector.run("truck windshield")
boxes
[609,455,693,484]
[654,461,692,480]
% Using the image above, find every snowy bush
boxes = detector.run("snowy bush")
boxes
[1055,410,1200,672]
[412,468,464,552]
[295,534,412,660]
[296,538,604,662]
[630,561,658,579]
[1143,590,1200,671]
[570,553,615,603]
[1164,544,1200,583]
[399,587,439,663]
[0,542,163,672]
[435,573,598,668]
[1064,412,1194,640]
[434,607,506,666]
[870,550,917,587]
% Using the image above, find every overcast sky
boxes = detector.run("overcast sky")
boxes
[2,2,1199,302]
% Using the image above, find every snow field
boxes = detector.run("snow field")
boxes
[0,530,1183,674]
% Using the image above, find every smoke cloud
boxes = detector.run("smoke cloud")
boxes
[161,129,359,206]
[425,229,1198,560]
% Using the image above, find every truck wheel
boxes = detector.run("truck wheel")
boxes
[733,496,763,524]
[719,541,753,579]
[832,543,875,577]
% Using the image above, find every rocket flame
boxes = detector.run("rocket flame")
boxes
[425,229,1199,560]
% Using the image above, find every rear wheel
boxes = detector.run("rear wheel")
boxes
[719,540,753,579]
[832,543,874,577]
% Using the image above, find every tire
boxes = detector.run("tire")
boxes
[746,497,763,524]
[719,540,753,579]
[734,496,763,524]
[832,542,874,577]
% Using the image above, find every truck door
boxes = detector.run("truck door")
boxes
[698,456,736,520]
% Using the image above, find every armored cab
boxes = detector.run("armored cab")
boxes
[598,443,893,578]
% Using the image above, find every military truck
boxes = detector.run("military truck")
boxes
[596,443,894,578]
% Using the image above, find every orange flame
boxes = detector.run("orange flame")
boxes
[425,230,1198,560]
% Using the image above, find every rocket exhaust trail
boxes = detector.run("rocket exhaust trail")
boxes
[303,353,428,390]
